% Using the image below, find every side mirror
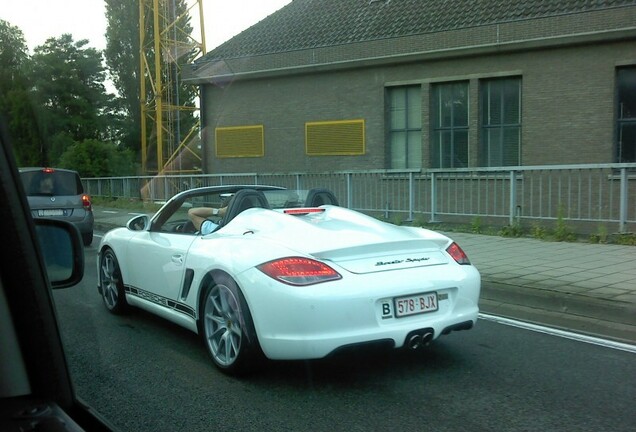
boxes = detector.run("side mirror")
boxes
[34,219,84,289]
[127,214,150,231]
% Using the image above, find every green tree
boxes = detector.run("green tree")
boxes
[0,19,42,166]
[104,0,142,154]
[105,0,198,172]
[58,139,137,177]
[162,0,199,140]
[0,19,28,100]
[28,34,112,149]
[1,21,131,175]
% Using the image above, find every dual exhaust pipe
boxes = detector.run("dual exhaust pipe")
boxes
[405,329,434,350]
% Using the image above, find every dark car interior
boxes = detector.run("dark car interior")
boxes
[0,119,114,431]
[216,188,271,229]
[21,169,84,197]
[304,188,339,207]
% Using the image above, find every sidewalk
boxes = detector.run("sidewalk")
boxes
[92,207,636,344]
[445,232,636,344]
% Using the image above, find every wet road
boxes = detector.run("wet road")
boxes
[51,242,636,432]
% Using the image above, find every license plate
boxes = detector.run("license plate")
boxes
[38,209,64,216]
[394,292,438,318]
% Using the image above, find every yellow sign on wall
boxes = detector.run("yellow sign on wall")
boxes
[305,120,365,156]
[215,125,265,158]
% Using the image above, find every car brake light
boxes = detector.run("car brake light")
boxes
[257,257,342,286]
[42,167,55,173]
[283,208,325,215]
[82,194,92,212]
[446,242,470,265]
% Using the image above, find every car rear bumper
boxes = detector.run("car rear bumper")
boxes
[257,308,479,360]
[32,212,94,234]
[238,264,481,360]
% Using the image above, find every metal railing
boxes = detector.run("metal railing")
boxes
[83,163,636,233]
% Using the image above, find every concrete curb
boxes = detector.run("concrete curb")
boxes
[480,281,636,344]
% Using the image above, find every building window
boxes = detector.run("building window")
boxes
[480,77,522,167]
[388,86,421,169]
[431,81,468,168]
[215,125,264,158]
[617,67,636,163]
[305,120,365,156]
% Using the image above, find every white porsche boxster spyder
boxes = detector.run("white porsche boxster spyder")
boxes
[97,185,481,375]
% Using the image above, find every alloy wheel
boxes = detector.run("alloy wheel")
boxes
[203,283,243,366]
[100,251,121,310]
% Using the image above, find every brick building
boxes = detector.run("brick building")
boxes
[184,0,636,174]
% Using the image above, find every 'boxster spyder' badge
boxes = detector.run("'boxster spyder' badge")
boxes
[376,257,430,266]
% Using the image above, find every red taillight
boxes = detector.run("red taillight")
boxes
[446,242,470,265]
[42,167,55,173]
[257,257,342,286]
[82,194,92,212]
[283,208,325,215]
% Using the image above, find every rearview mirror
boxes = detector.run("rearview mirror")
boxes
[35,219,84,289]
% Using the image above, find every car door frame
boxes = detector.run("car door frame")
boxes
[0,118,115,430]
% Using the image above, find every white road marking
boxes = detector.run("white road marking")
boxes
[101,210,118,214]
[479,313,636,354]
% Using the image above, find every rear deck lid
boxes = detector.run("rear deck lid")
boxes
[315,239,449,274]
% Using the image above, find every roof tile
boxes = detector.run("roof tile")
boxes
[198,0,636,62]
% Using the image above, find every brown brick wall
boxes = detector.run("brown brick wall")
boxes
[202,39,635,173]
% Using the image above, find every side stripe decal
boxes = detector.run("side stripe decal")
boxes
[125,285,196,319]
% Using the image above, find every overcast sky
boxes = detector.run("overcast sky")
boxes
[0,0,292,51]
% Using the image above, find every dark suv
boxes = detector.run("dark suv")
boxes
[19,167,94,245]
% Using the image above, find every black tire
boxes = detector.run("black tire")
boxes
[199,274,262,375]
[98,248,129,314]
[82,231,93,246]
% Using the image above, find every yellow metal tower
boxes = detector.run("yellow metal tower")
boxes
[139,0,206,174]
